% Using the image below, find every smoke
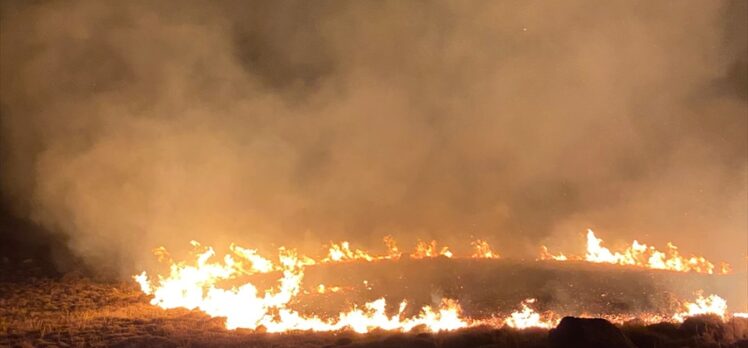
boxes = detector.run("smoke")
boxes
[0,0,745,283]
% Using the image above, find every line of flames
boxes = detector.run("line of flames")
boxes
[539,229,731,274]
[133,233,740,333]
[134,244,468,332]
[291,229,729,275]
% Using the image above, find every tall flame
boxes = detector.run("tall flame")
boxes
[539,229,728,274]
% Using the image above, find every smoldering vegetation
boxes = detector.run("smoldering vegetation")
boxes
[0,0,746,299]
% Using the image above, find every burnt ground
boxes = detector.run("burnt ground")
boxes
[1,258,747,348]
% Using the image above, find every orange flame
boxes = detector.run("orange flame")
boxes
[672,293,728,322]
[538,245,569,261]
[504,299,558,329]
[134,234,738,333]
[471,240,500,259]
[323,241,376,263]
[540,229,729,274]
[135,242,468,332]
[410,240,453,259]
[383,235,402,259]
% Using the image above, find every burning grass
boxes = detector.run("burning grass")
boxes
[1,257,746,347]
[130,231,738,334]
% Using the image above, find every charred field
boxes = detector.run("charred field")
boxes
[1,258,746,348]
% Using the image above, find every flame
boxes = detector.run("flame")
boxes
[540,229,728,274]
[471,240,500,259]
[229,244,275,274]
[133,271,151,295]
[134,234,737,333]
[320,236,409,263]
[135,242,468,332]
[538,246,568,261]
[672,293,728,322]
[581,294,735,324]
[410,240,453,259]
[323,241,376,263]
[383,235,402,259]
[504,299,558,329]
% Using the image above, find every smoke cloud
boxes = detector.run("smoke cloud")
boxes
[0,0,745,285]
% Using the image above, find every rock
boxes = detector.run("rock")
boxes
[549,316,635,348]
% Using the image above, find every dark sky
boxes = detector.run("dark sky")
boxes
[0,1,746,283]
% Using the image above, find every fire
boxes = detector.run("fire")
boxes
[471,239,500,259]
[229,244,275,273]
[538,246,568,261]
[672,293,728,322]
[410,240,453,259]
[134,234,739,333]
[503,299,558,329]
[540,229,729,274]
[323,241,376,262]
[383,235,402,259]
[135,242,468,332]
[322,236,453,263]
[133,271,151,295]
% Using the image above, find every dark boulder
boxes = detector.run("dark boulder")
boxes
[549,317,635,348]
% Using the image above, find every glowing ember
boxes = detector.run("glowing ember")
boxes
[540,229,729,274]
[503,299,558,329]
[315,284,342,294]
